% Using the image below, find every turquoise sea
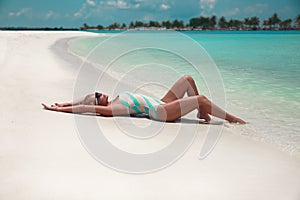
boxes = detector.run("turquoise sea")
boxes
[68,30,300,156]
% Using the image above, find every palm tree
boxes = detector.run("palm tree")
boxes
[121,23,126,29]
[228,19,243,30]
[97,24,104,30]
[269,13,281,29]
[134,21,144,28]
[82,23,89,30]
[295,14,300,29]
[172,19,184,29]
[218,16,228,29]
[209,15,217,29]
[262,20,270,30]
[162,20,172,29]
[280,19,292,29]
[189,18,201,29]
[129,21,134,29]
[199,16,210,29]
[250,16,260,29]
[107,22,120,30]
[244,17,250,29]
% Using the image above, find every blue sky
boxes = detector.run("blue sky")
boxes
[0,0,299,27]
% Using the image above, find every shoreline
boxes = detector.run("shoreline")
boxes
[65,31,300,158]
[1,30,300,199]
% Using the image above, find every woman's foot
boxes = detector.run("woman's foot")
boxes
[197,111,211,123]
[228,117,246,124]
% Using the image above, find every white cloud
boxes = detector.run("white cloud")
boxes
[160,4,170,10]
[281,6,292,15]
[133,3,140,9]
[200,0,216,16]
[106,0,114,6]
[74,0,98,18]
[143,14,151,21]
[8,8,31,17]
[219,7,240,18]
[104,0,140,9]
[106,0,128,9]
[117,0,129,9]
[245,3,268,14]
[45,10,60,20]
[74,3,87,17]
[46,10,54,19]
[87,0,96,6]
[227,7,240,16]
[200,0,216,10]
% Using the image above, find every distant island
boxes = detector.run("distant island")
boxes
[0,27,79,31]
[1,13,300,31]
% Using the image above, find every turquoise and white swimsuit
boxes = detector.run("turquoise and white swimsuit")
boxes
[119,92,165,120]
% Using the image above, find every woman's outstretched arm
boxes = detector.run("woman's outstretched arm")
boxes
[54,96,86,107]
[42,104,113,116]
[42,98,130,117]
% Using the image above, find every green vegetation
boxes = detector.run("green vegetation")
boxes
[81,13,300,31]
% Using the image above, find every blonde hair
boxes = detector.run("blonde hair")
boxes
[82,94,95,105]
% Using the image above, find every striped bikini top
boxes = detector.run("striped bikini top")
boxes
[118,92,165,117]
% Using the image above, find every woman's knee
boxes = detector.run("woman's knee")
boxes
[183,75,194,83]
[197,95,209,105]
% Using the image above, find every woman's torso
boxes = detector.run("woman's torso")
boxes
[117,92,165,119]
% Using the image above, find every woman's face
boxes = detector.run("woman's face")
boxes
[96,93,109,106]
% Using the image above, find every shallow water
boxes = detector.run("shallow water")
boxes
[68,30,300,156]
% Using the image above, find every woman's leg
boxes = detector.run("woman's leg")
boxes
[161,75,211,122]
[161,75,199,102]
[157,95,246,124]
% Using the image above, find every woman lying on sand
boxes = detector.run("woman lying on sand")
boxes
[42,75,246,124]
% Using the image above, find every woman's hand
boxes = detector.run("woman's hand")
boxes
[55,102,71,107]
[42,103,59,111]
[42,103,87,114]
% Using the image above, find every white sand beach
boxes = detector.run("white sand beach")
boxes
[0,31,300,200]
